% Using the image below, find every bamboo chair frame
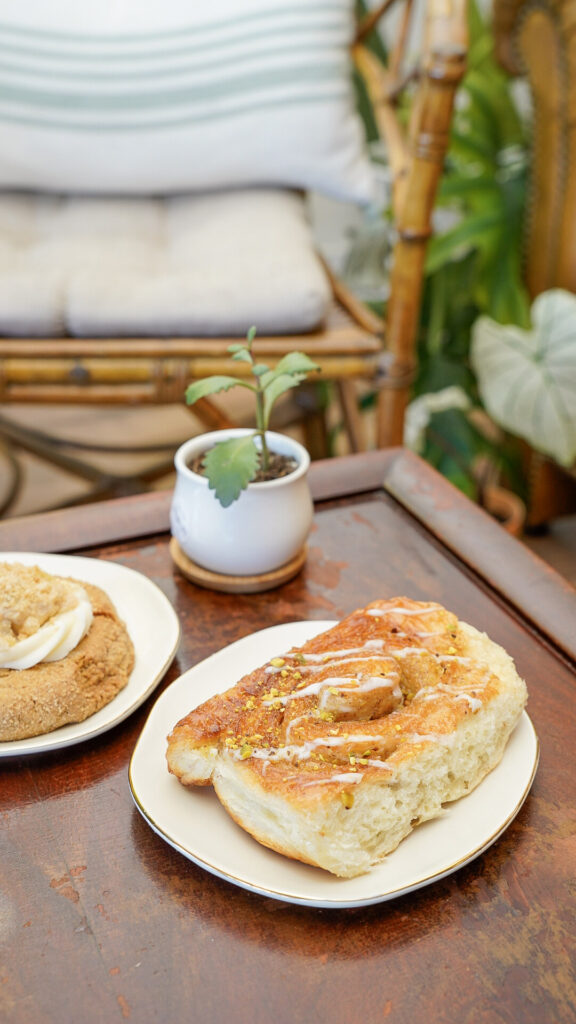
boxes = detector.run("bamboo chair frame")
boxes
[493,0,576,526]
[0,0,467,512]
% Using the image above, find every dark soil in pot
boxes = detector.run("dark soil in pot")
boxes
[188,449,298,483]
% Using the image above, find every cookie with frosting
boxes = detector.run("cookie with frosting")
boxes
[0,562,134,741]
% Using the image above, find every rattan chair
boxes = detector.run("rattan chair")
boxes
[493,0,576,526]
[0,0,467,513]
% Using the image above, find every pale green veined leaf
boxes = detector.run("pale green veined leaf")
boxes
[262,373,308,424]
[185,376,253,406]
[231,349,253,364]
[260,352,320,388]
[203,435,259,507]
[471,289,576,465]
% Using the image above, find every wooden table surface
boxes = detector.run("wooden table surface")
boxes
[1,449,575,1024]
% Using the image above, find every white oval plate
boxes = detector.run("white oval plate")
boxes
[130,621,539,909]
[0,551,180,756]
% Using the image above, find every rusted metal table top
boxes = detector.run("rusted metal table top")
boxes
[1,449,574,1024]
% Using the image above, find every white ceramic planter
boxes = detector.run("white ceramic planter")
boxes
[170,429,313,576]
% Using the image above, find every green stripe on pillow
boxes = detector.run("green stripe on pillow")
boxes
[0,88,348,132]
[0,4,346,43]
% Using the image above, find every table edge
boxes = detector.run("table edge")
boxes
[1,448,574,663]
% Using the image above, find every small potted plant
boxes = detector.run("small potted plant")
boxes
[170,327,320,581]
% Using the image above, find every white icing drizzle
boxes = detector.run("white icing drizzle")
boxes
[404,731,455,747]
[298,640,385,661]
[389,645,430,658]
[248,731,380,764]
[319,675,401,709]
[264,672,400,708]
[456,694,483,712]
[367,628,446,639]
[366,604,443,617]
[265,651,389,675]
[266,677,348,704]
[301,773,365,787]
[415,682,483,713]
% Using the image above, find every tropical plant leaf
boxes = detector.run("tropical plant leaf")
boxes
[448,129,496,169]
[437,175,500,203]
[185,376,253,406]
[202,435,259,507]
[425,212,503,273]
[471,290,576,465]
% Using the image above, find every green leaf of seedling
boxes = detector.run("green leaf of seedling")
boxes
[252,363,271,377]
[227,343,246,354]
[231,349,253,363]
[246,325,257,343]
[203,435,259,507]
[262,373,310,423]
[273,352,321,377]
[185,376,254,406]
[259,352,320,390]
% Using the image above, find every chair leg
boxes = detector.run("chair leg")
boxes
[292,384,330,460]
[525,451,576,530]
[0,439,22,516]
[0,412,178,512]
[337,380,366,452]
[187,396,236,431]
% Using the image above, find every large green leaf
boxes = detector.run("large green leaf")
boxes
[202,435,259,507]
[437,176,500,203]
[471,290,576,465]
[448,129,495,170]
[425,212,503,273]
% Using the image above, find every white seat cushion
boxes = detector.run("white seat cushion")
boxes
[0,188,332,337]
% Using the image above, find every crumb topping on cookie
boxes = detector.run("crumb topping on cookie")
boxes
[0,562,93,670]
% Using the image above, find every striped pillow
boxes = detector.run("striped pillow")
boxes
[0,1,373,203]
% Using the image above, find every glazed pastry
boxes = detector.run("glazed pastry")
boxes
[166,598,527,877]
[0,562,134,741]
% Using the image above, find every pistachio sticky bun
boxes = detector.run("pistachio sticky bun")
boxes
[166,598,528,877]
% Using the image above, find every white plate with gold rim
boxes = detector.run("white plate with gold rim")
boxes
[130,620,539,909]
[0,551,180,756]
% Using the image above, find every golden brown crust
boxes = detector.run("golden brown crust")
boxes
[166,598,527,876]
[168,598,483,789]
[0,580,134,741]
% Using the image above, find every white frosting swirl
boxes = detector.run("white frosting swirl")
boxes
[0,585,93,670]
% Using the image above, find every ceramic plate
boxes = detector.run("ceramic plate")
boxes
[0,551,180,756]
[130,621,539,908]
